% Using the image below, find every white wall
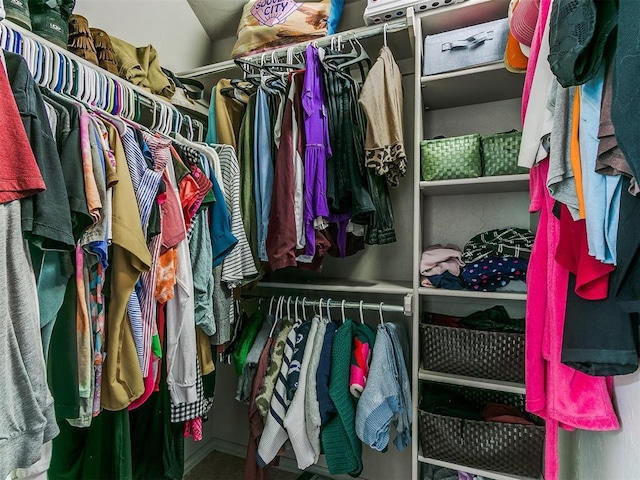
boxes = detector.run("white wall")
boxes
[73,0,212,72]
[570,371,640,480]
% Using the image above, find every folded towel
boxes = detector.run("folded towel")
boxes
[420,244,465,277]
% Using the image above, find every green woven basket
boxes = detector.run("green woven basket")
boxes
[480,130,528,176]
[420,134,482,181]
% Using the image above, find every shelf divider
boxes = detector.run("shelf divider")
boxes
[418,287,527,301]
[417,456,540,480]
[419,369,526,394]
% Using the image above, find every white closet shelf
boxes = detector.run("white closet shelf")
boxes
[256,278,413,295]
[419,174,529,196]
[417,0,511,35]
[417,456,540,480]
[418,287,527,301]
[419,369,526,394]
[421,62,525,110]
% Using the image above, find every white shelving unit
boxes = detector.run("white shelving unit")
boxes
[419,369,526,394]
[418,456,539,480]
[408,1,539,479]
[418,287,527,301]
[420,174,529,196]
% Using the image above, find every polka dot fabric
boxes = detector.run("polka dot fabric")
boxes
[461,255,528,292]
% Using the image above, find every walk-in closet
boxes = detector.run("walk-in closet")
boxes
[1,0,639,479]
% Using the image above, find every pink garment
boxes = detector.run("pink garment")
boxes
[555,205,613,300]
[526,159,619,480]
[419,245,464,277]
[521,0,552,121]
[185,417,203,441]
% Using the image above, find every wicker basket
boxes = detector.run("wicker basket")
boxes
[420,323,525,383]
[480,130,528,177]
[419,385,544,478]
[420,134,482,181]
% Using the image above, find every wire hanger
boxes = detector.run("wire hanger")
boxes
[383,22,389,48]
[294,296,300,322]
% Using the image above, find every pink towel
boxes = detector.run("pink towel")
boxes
[420,245,464,277]
[526,159,619,480]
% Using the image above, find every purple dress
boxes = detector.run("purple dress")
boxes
[300,44,331,260]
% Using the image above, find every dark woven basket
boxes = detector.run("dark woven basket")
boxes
[419,385,544,478]
[420,323,525,383]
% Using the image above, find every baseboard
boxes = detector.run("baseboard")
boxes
[210,437,348,479]
[184,439,218,475]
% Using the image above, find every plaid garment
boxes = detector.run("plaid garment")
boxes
[462,227,534,264]
[170,356,213,423]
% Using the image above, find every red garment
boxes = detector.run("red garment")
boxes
[159,171,186,251]
[0,65,45,203]
[266,78,298,271]
[244,336,277,480]
[555,204,614,300]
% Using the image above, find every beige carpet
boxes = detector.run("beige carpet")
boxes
[184,450,300,480]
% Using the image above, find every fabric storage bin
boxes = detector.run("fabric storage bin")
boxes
[423,18,509,76]
[481,130,529,176]
[419,384,544,478]
[420,134,482,181]
[420,323,525,383]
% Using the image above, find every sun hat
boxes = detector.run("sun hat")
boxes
[509,0,539,47]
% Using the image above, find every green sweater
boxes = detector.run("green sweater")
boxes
[321,319,363,477]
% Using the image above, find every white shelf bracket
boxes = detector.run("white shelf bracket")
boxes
[403,293,413,316]
[406,7,416,55]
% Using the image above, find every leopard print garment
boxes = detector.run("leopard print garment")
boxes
[365,141,407,187]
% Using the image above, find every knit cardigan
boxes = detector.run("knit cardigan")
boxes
[321,320,362,477]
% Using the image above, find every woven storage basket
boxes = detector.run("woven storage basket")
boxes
[420,134,482,181]
[480,130,528,176]
[419,385,544,478]
[420,323,525,383]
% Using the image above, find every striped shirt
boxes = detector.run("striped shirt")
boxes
[214,145,258,288]
[257,322,299,467]
[122,129,169,373]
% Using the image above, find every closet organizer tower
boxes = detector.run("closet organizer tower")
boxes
[407,1,542,479]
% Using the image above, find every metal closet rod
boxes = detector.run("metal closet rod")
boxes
[243,295,405,314]
[176,18,408,79]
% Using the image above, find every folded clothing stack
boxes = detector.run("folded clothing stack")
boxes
[425,305,525,334]
[461,227,533,292]
[421,383,533,426]
[420,244,465,290]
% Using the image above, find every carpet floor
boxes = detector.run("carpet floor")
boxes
[184,450,300,480]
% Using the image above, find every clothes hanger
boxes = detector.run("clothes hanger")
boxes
[378,302,385,326]
[341,300,346,323]
[326,299,332,323]
[294,296,300,322]
[383,22,389,48]
[359,300,365,324]
[327,35,371,72]
[286,296,292,321]
[318,298,324,322]
[301,297,308,321]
